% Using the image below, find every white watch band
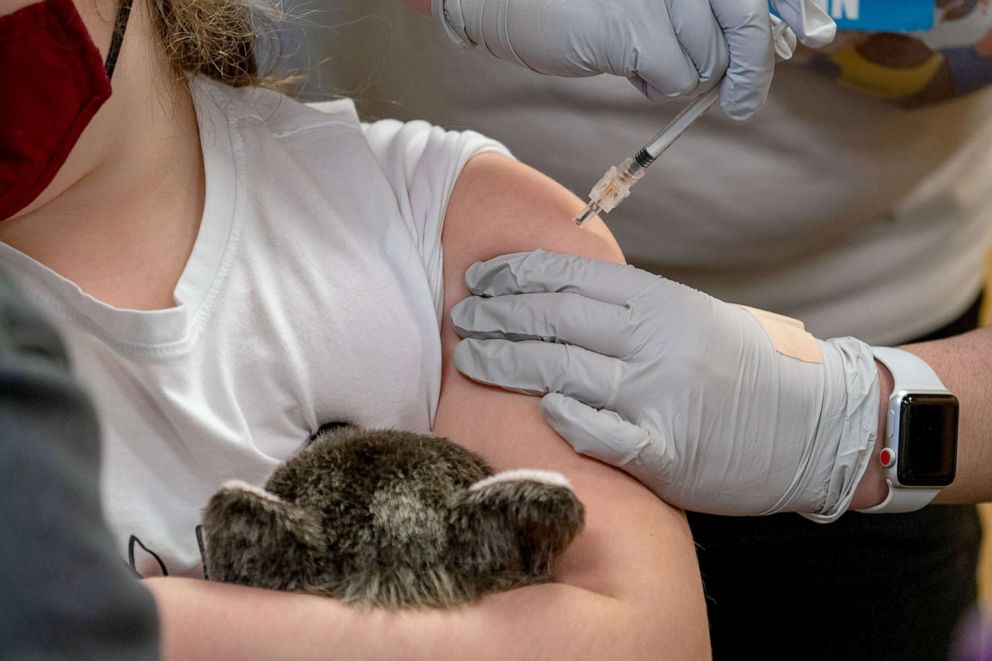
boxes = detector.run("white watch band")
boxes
[857,479,939,513]
[857,347,948,514]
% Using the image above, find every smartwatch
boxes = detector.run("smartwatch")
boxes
[857,347,958,514]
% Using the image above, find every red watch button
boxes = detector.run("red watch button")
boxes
[880,448,896,467]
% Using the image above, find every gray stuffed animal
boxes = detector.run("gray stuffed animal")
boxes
[201,426,585,609]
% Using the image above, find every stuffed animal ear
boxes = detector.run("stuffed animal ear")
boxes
[450,470,585,580]
[202,480,326,590]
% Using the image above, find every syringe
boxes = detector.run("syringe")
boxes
[573,85,720,226]
[573,11,799,226]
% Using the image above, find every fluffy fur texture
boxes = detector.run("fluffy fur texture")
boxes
[202,427,585,610]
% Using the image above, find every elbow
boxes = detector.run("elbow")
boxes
[527,584,711,661]
[617,600,712,661]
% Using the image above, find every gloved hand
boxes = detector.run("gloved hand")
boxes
[450,251,880,521]
[431,0,835,119]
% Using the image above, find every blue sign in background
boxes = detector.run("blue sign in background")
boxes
[772,0,936,32]
[830,0,935,31]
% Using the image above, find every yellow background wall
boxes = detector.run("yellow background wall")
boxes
[980,256,992,598]
[980,504,991,596]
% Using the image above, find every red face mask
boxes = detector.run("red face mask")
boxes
[0,0,132,221]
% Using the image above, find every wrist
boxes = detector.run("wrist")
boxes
[850,359,893,510]
[797,336,882,522]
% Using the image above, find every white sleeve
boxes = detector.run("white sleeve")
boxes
[361,118,513,323]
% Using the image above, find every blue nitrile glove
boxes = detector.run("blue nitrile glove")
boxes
[450,251,878,521]
[431,0,835,119]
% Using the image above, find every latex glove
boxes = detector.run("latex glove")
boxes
[773,0,835,48]
[450,251,879,521]
[431,0,835,119]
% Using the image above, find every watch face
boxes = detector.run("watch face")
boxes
[896,394,959,487]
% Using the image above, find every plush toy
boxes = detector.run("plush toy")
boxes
[201,426,585,609]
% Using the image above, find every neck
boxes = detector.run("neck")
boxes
[0,75,205,311]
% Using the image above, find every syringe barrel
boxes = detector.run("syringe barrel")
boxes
[642,86,720,161]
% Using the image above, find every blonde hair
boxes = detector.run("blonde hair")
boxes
[150,0,286,88]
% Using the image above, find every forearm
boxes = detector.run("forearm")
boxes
[853,326,992,507]
[146,577,685,661]
[907,327,992,503]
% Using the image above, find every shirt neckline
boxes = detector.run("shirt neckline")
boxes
[0,77,241,355]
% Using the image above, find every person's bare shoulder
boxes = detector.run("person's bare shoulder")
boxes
[439,152,621,270]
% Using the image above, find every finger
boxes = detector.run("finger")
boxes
[628,58,698,101]
[450,292,632,358]
[618,2,699,98]
[666,0,730,92]
[628,74,710,104]
[464,250,659,305]
[628,75,673,104]
[708,0,775,120]
[453,338,622,409]
[540,393,656,469]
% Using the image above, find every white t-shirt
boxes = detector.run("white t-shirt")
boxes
[307,1,992,344]
[0,78,509,578]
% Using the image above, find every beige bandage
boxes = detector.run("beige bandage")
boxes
[737,305,823,364]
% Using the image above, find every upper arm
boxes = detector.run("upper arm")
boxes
[433,153,709,657]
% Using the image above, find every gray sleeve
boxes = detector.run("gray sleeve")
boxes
[0,269,159,661]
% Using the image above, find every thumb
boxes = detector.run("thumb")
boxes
[540,393,655,469]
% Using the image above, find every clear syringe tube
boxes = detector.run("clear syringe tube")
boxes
[574,16,793,225]
[574,85,720,226]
